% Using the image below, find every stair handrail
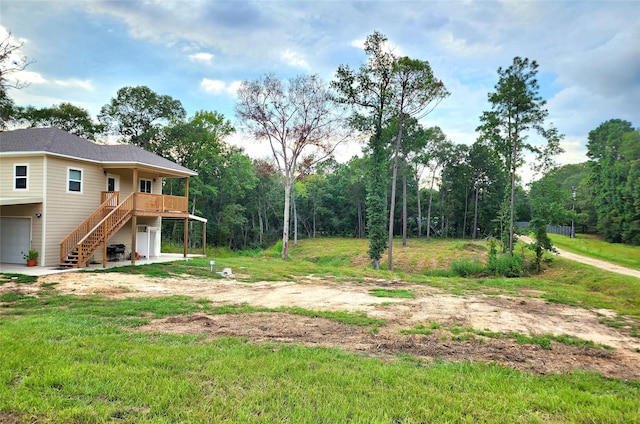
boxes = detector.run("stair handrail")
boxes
[59,192,120,264]
[76,192,135,267]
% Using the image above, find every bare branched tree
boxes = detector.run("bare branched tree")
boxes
[236,74,348,259]
[0,31,33,127]
[0,31,33,90]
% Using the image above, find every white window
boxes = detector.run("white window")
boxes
[139,179,152,193]
[68,168,83,193]
[14,164,28,190]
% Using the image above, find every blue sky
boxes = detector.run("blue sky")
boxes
[2,0,639,179]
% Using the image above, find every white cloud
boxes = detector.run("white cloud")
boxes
[350,38,366,50]
[281,49,309,69]
[9,69,94,92]
[200,79,226,93]
[437,30,500,57]
[53,78,94,91]
[188,52,214,65]
[200,78,242,95]
[7,69,45,86]
[226,80,242,95]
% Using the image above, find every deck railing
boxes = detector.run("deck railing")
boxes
[136,193,187,213]
[101,191,120,207]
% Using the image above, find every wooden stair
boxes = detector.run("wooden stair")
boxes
[59,192,135,268]
[59,247,79,268]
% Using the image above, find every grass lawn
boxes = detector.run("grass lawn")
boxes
[2,237,640,423]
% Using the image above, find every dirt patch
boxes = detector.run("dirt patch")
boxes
[142,312,637,379]
[4,272,640,380]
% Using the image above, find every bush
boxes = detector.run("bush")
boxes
[487,254,524,278]
[450,258,485,277]
[271,240,284,257]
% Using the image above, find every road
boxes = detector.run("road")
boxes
[519,236,640,279]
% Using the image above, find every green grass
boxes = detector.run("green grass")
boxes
[276,306,385,326]
[475,329,612,350]
[369,288,416,298]
[3,237,640,422]
[0,273,38,285]
[550,234,640,271]
[399,324,433,335]
[1,293,639,423]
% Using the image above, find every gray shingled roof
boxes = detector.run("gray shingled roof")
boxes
[0,127,197,176]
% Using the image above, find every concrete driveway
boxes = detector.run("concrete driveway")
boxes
[0,253,204,277]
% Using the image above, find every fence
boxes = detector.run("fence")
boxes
[516,222,574,237]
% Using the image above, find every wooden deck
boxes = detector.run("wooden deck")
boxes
[101,191,189,217]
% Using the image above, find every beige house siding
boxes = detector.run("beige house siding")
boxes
[43,157,105,266]
[0,155,45,199]
[101,169,161,197]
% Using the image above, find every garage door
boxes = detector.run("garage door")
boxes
[0,218,31,264]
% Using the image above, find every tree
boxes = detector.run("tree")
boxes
[386,57,449,269]
[394,118,429,241]
[0,31,33,128]
[332,31,397,269]
[467,142,507,239]
[98,86,186,152]
[0,31,32,90]
[13,102,103,139]
[212,149,258,249]
[440,144,472,238]
[235,74,347,259]
[477,57,563,255]
[252,159,282,245]
[161,110,234,172]
[421,127,454,240]
[587,119,640,244]
[546,163,593,234]
[0,88,14,127]
[159,111,235,247]
[527,172,569,271]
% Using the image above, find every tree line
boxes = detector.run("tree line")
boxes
[2,31,638,271]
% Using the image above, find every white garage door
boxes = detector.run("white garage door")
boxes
[0,218,31,264]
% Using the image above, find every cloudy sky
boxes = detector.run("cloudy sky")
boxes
[2,0,639,178]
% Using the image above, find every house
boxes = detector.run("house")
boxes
[0,127,206,268]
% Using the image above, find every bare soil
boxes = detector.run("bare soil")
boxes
[1,271,633,381]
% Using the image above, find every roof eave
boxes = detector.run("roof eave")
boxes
[1,151,197,177]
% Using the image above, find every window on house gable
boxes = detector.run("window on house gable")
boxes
[14,165,28,190]
[139,179,152,193]
[68,168,82,192]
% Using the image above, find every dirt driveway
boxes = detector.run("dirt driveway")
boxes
[5,271,633,380]
[519,236,640,279]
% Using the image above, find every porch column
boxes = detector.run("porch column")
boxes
[131,215,137,265]
[133,169,138,193]
[131,168,138,265]
[202,221,206,255]
[184,176,190,259]
[183,217,188,258]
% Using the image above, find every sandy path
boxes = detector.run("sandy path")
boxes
[519,235,640,279]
